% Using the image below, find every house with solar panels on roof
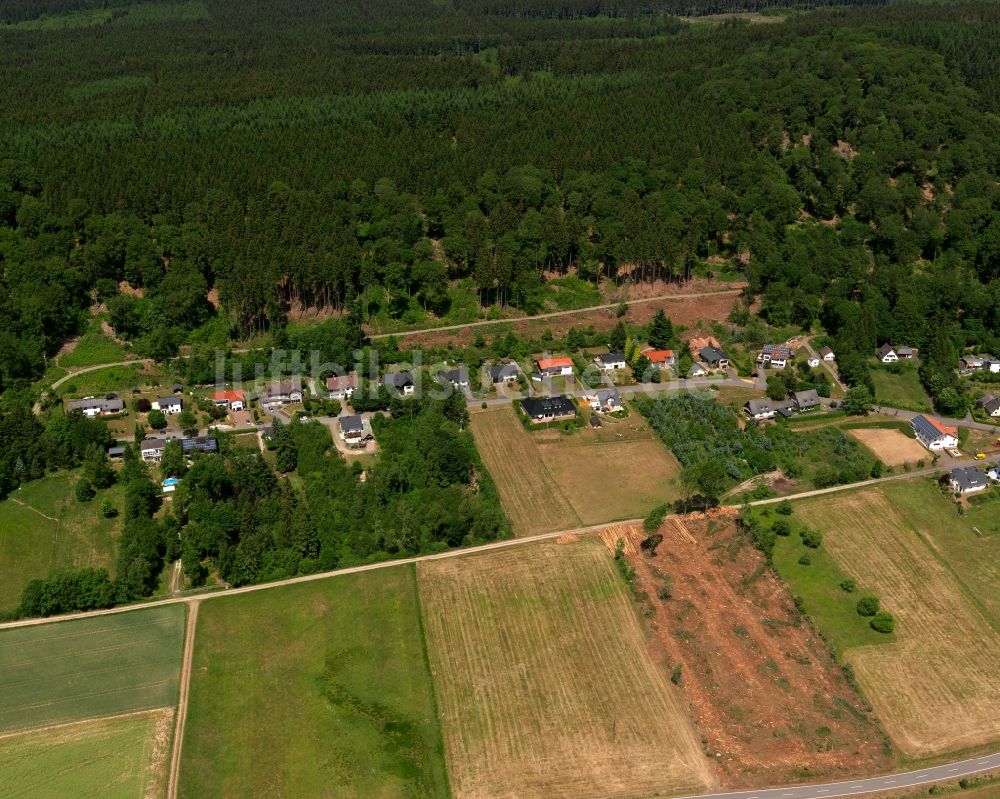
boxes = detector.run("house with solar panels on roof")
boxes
[910,414,959,451]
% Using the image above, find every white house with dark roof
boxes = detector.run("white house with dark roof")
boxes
[262,378,303,406]
[792,389,820,411]
[877,344,898,363]
[325,374,358,400]
[587,387,623,413]
[67,396,125,417]
[488,362,520,384]
[700,346,729,369]
[521,395,576,423]
[819,346,835,361]
[950,467,989,495]
[757,344,793,369]
[911,415,958,450]
[594,352,627,372]
[140,439,166,461]
[744,398,775,421]
[438,367,469,389]
[156,396,183,415]
[383,371,415,395]
[976,394,1000,418]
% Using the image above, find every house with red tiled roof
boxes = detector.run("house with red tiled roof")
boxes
[212,389,245,411]
[535,357,574,377]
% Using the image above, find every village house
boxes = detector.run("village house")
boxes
[976,394,1000,418]
[67,395,125,417]
[757,344,793,369]
[961,355,987,370]
[107,444,126,459]
[700,346,730,370]
[819,346,836,361]
[897,346,916,360]
[182,436,218,455]
[326,374,358,400]
[792,389,821,411]
[645,349,675,368]
[877,344,898,363]
[521,395,577,423]
[594,352,627,372]
[156,396,183,415]
[383,371,415,396]
[438,367,469,389]
[488,362,521,384]
[212,389,245,412]
[911,414,959,450]
[989,359,1000,374]
[535,357,575,378]
[262,378,303,406]
[140,438,166,461]
[744,398,776,421]
[988,465,1000,482]
[689,362,708,378]
[949,466,989,495]
[806,357,820,368]
[587,387,623,414]
[338,414,370,448]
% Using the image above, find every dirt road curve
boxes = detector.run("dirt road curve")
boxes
[166,600,199,799]
[367,287,745,340]
[49,358,154,390]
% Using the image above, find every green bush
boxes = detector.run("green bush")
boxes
[856,596,880,617]
[839,578,856,593]
[798,553,812,566]
[771,519,791,536]
[670,664,682,684]
[870,611,895,634]
[800,528,823,548]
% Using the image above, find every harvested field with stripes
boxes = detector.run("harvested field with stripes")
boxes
[0,710,172,799]
[470,405,681,536]
[0,605,185,733]
[418,536,712,799]
[796,486,1000,756]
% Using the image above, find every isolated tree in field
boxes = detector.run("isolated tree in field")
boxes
[843,385,873,416]
[648,309,674,349]
[75,477,95,502]
[100,496,118,518]
[147,409,166,430]
[870,611,895,634]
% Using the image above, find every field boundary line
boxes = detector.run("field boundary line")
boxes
[167,600,199,799]
[9,497,59,522]
[0,706,170,741]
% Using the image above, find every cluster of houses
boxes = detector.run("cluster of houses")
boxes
[109,434,220,463]
[960,355,1000,375]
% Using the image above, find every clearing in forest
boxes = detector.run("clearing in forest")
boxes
[0,605,185,733]
[0,709,172,799]
[795,483,1000,756]
[847,427,927,467]
[470,405,681,535]
[177,567,449,799]
[417,537,712,799]
[625,512,891,788]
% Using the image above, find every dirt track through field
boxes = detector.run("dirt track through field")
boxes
[797,490,1000,756]
[418,538,713,799]
[167,601,198,799]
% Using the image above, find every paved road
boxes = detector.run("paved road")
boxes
[675,752,1000,799]
[367,287,745,340]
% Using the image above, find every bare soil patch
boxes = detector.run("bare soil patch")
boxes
[847,428,927,467]
[625,513,891,788]
[418,538,713,799]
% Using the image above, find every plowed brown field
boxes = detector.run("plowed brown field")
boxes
[417,537,713,799]
[625,513,891,788]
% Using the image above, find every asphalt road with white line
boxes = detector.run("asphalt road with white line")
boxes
[674,752,1000,799]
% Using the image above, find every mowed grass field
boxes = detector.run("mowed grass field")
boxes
[0,475,123,613]
[0,709,172,799]
[795,481,1000,756]
[0,606,185,732]
[847,427,927,467]
[418,537,711,799]
[470,405,682,536]
[178,567,449,799]
[871,365,933,412]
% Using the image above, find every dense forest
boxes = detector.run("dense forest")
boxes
[1,0,999,407]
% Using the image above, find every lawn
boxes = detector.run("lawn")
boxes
[417,538,711,799]
[0,710,172,799]
[792,481,1000,756]
[871,364,932,412]
[0,605,185,732]
[965,491,1000,537]
[178,567,449,799]
[470,404,682,536]
[0,475,124,613]
[57,362,167,394]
